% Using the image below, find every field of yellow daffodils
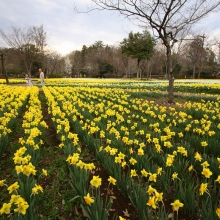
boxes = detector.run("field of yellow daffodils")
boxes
[0,78,220,220]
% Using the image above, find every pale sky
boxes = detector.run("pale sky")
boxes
[0,0,220,56]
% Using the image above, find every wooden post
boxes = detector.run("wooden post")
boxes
[198,34,206,79]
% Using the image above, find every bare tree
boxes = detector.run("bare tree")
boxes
[44,49,62,76]
[0,25,47,77]
[79,0,220,103]
[184,37,203,78]
[111,47,129,77]
[69,50,85,77]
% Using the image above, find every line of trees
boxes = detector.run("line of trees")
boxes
[0,25,219,82]
[68,33,219,79]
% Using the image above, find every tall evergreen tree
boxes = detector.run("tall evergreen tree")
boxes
[120,30,155,78]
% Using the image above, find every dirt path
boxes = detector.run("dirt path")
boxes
[9,81,45,91]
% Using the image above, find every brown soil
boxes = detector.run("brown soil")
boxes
[90,165,139,220]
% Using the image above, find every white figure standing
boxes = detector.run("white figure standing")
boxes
[25,74,29,84]
[39,68,45,86]
[28,76,33,86]
[25,74,33,86]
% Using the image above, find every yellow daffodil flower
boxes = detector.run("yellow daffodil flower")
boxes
[194,152,202,162]
[7,182,19,194]
[147,185,156,195]
[201,168,212,178]
[84,193,94,206]
[171,199,184,212]
[199,183,208,195]
[201,141,208,147]
[188,165,194,171]
[149,173,157,182]
[130,169,137,177]
[90,176,102,188]
[216,207,220,218]
[129,157,137,165]
[147,196,157,209]
[201,161,210,168]
[14,198,29,215]
[172,172,179,180]
[10,195,20,204]
[0,203,11,215]
[108,176,116,185]
[215,175,220,184]
[0,179,6,187]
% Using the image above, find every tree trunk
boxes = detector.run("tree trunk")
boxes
[193,64,196,79]
[137,58,140,79]
[125,69,128,78]
[128,58,131,78]
[197,35,205,79]
[23,59,31,77]
[147,62,152,79]
[0,52,9,84]
[149,69,152,79]
[166,44,174,103]
[146,64,149,79]
[27,70,31,77]
[3,67,9,84]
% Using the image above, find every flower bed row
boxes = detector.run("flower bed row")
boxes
[0,86,48,219]
[0,85,30,157]
[40,78,220,95]
[43,86,119,220]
